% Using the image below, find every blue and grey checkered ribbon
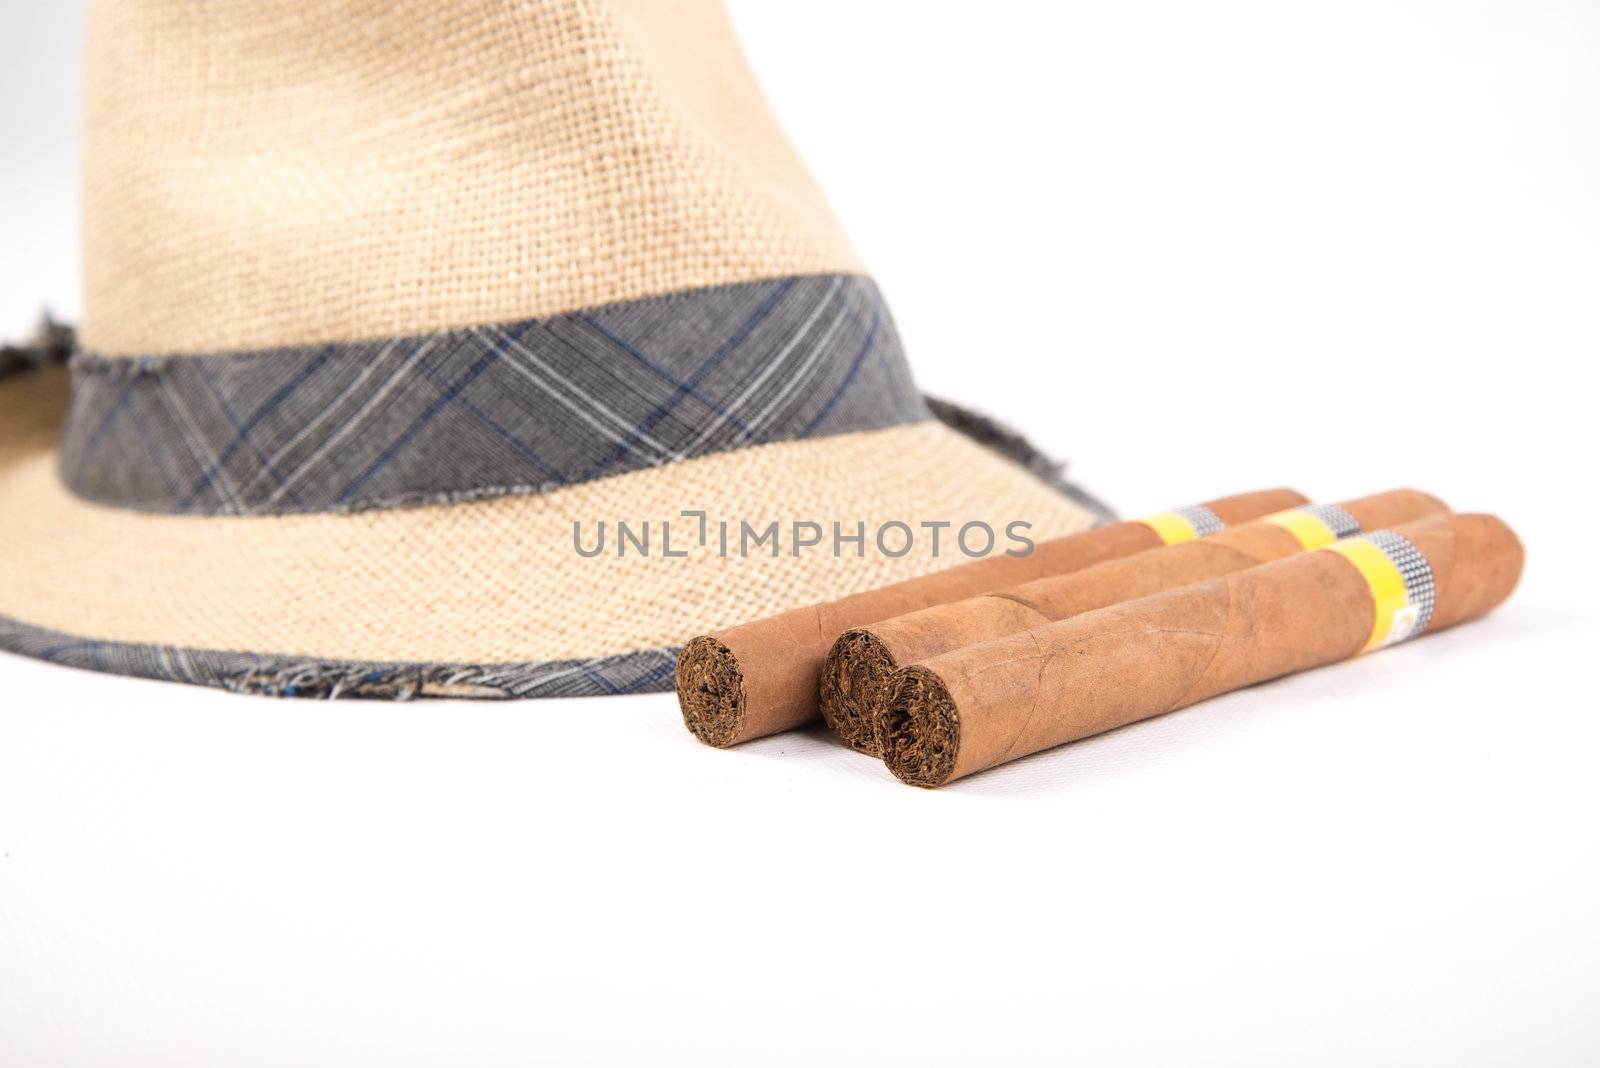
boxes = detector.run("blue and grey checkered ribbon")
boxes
[59,274,926,515]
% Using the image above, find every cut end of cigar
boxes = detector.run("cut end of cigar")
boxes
[676,636,747,748]
[878,666,960,789]
[821,629,901,756]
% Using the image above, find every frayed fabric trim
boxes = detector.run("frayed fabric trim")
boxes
[926,396,1116,525]
[0,615,679,699]
[0,317,73,378]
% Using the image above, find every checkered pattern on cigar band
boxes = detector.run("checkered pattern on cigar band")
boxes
[1368,531,1437,638]
[1176,504,1226,536]
[1262,503,1363,549]
[1136,503,1226,544]
[1302,503,1362,540]
[1323,531,1437,651]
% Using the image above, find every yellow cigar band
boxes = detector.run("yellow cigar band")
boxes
[1261,503,1362,550]
[1137,504,1224,545]
[1322,531,1436,653]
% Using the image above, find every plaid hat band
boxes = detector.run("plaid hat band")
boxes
[60,275,924,516]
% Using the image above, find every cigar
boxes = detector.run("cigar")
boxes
[676,488,1307,747]
[878,512,1523,787]
[821,489,1447,755]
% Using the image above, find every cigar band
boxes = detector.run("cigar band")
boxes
[1137,504,1225,544]
[1261,503,1362,550]
[1323,531,1437,652]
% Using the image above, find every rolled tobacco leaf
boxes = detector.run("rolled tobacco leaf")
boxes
[878,512,1523,787]
[676,488,1308,747]
[822,488,1447,755]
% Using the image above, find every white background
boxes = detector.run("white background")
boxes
[3,2,1598,1064]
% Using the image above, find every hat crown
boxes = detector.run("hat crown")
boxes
[82,0,860,356]
[63,0,931,517]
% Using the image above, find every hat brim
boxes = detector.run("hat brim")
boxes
[0,367,1105,698]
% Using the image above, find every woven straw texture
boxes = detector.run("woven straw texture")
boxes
[0,369,1095,666]
[82,0,861,355]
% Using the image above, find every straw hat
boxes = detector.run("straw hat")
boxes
[0,0,1107,699]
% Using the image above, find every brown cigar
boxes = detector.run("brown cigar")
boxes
[878,512,1523,787]
[675,488,1307,747]
[822,488,1447,755]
